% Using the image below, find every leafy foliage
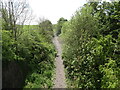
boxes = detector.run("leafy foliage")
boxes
[61,1,120,89]
[2,24,56,88]
[56,17,67,36]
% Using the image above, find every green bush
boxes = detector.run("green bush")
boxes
[61,2,120,88]
[2,30,16,63]
[2,24,56,88]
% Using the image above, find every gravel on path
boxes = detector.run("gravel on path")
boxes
[53,36,66,88]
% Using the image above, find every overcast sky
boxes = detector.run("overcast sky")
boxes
[28,0,87,24]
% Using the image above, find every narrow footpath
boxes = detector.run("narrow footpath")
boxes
[52,35,66,88]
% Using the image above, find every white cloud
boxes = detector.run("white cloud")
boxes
[28,0,87,24]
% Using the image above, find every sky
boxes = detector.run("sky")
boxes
[28,0,87,24]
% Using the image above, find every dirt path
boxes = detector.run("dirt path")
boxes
[52,35,66,88]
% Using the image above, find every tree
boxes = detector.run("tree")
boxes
[0,0,32,59]
[38,18,53,31]
[89,1,120,38]
[37,17,54,42]
[56,17,67,36]
[0,0,32,36]
[61,1,120,88]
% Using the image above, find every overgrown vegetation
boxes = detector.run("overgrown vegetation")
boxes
[55,17,67,36]
[60,1,120,88]
[2,25,56,88]
[1,0,56,88]
[1,0,120,89]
